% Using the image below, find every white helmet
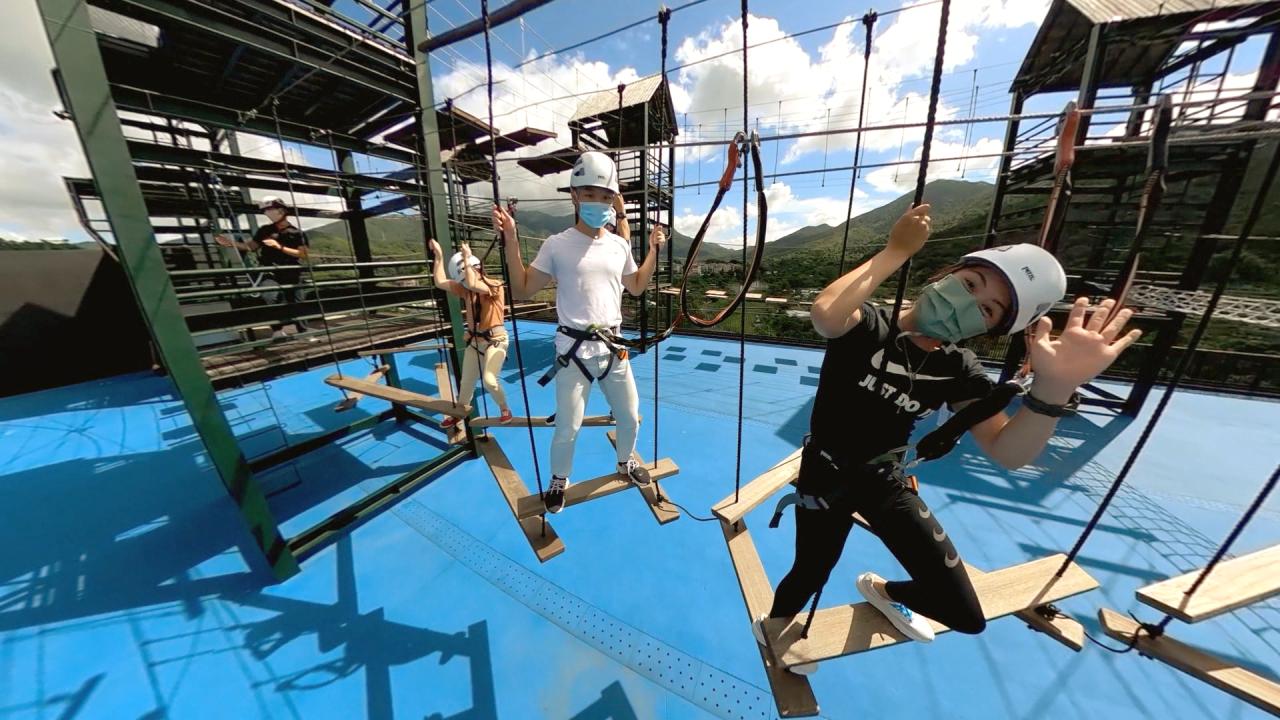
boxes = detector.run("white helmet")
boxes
[570,151,619,194]
[257,195,287,211]
[447,251,481,282]
[959,244,1067,335]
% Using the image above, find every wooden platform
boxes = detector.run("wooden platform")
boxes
[606,430,680,525]
[357,341,452,357]
[333,364,389,412]
[1136,544,1280,623]
[760,554,1098,668]
[512,457,679,520]
[720,518,820,718]
[711,448,803,525]
[1099,608,1280,716]
[324,374,470,418]
[848,513,1087,652]
[471,414,616,429]
[475,436,564,563]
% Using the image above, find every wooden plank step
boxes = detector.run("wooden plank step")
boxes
[513,457,680,520]
[712,448,804,526]
[333,364,390,412]
[475,436,565,563]
[720,519,820,717]
[848,513,1086,652]
[324,374,470,418]
[434,363,467,445]
[607,430,680,525]
[1098,608,1280,716]
[471,414,616,429]
[1136,544,1280,623]
[761,554,1098,668]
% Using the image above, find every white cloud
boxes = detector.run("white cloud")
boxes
[674,204,742,246]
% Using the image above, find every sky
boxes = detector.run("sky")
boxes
[6,0,1259,249]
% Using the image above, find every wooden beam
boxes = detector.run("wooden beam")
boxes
[720,519,820,717]
[607,430,679,525]
[712,448,803,526]
[475,436,565,563]
[849,513,1086,652]
[324,374,470,418]
[333,364,390,412]
[356,341,452,357]
[434,363,467,446]
[1098,608,1280,716]
[471,414,616,429]
[761,554,1098,668]
[1136,544,1280,624]
[512,458,680,520]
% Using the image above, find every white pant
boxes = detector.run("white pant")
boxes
[457,335,508,409]
[551,353,639,479]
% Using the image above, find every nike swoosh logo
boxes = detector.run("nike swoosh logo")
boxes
[944,553,961,568]
[869,349,953,381]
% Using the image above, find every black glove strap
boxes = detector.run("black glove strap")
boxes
[1022,389,1076,417]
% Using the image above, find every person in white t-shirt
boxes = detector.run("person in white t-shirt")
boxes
[499,151,666,513]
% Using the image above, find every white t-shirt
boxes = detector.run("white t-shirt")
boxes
[531,226,638,358]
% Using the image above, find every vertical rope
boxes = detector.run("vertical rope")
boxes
[732,0,749,505]
[323,133,378,366]
[804,0,952,640]
[836,10,878,277]
[481,0,545,503]
[268,103,346,385]
[654,6,673,487]
[1057,140,1280,577]
[1154,463,1279,633]
[878,0,950,376]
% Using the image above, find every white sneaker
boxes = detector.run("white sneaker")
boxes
[857,572,936,643]
[752,615,819,676]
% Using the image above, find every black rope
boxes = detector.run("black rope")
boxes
[652,6,673,504]
[322,133,379,368]
[836,10,877,277]
[1057,136,1280,578]
[803,0,952,642]
[733,0,749,506]
[481,0,545,506]
[1154,463,1279,634]
[880,0,951,358]
[268,102,347,389]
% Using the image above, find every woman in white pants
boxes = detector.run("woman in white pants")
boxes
[497,152,666,513]
[429,238,512,425]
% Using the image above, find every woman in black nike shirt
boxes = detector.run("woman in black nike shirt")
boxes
[756,204,1141,674]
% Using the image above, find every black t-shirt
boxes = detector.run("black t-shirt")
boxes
[809,302,993,466]
[253,223,307,267]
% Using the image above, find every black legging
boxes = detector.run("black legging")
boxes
[769,447,987,634]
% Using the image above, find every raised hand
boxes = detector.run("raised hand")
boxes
[492,204,516,236]
[1027,297,1142,401]
[650,224,667,251]
[887,203,932,258]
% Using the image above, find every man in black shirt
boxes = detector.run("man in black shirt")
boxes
[215,196,310,339]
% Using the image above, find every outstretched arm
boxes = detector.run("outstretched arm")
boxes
[496,204,551,302]
[968,298,1141,469]
[810,204,931,338]
[623,224,666,296]
[427,238,467,298]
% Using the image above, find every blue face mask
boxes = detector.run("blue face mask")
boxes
[914,274,988,343]
[578,201,614,229]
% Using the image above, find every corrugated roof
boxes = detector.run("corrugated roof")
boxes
[1066,0,1262,24]
[1013,0,1274,94]
[570,75,665,122]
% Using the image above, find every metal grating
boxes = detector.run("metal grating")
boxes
[1131,284,1280,327]
[384,497,775,720]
